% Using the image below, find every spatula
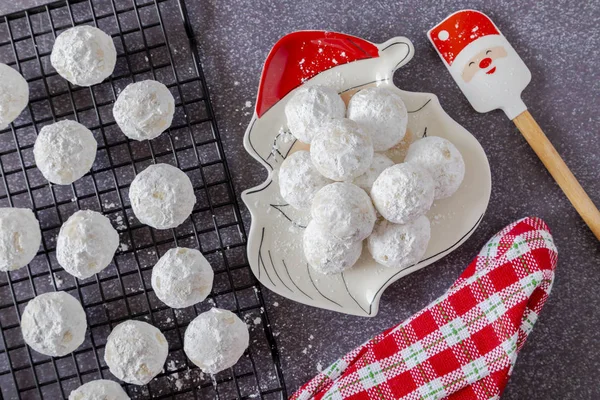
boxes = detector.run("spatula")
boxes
[428,9,600,241]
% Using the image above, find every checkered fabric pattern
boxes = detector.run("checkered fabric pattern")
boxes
[291,217,557,400]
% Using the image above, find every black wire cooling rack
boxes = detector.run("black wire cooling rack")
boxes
[0,0,287,398]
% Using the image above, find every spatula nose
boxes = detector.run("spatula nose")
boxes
[479,57,492,69]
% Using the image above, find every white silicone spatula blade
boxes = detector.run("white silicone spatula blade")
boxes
[428,10,600,241]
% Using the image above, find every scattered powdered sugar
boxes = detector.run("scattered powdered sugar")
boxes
[253,317,262,325]
[56,210,120,280]
[21,291,87,357]
[170,373,183,390]
[430,210,458,226]
[166,360,178,372]
[50,273,64,289]
[168,370,193,391]
[370,163,435,224]
[115,214,127,231]
[311,182,376,241]
[273,230,303,259]
[310,118,373,181]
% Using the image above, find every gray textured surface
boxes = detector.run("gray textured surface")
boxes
[2,0,600,399]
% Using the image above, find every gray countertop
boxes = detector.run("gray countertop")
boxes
[2,0,600,399]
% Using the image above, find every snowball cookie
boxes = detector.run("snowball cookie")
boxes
[311,182,376,241]
[33,120,97,185]
[184,308,249,374]
[371,163,435,224]
[57,210,119,280]
[69,380,129,400]
[113,80,175,141]
[284,85,345,144]
[353,153,395,194]
[129,163,196,229]
[21,291,87,357]
[368,216,431,269]
[310,118,373,181]
[405,136,466,200]
[278,150,331,210]
[151,247,214,308]
[0,208,41,272]
[347,86,408,151]
[0,64,29,130]
[51,25,117,87]
[303,220,362,275]
[104,320,168,385]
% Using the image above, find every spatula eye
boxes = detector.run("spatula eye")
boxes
[486,50,492,54]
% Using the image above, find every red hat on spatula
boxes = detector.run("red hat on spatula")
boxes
[291,217,557,400]
[428,10,531,119]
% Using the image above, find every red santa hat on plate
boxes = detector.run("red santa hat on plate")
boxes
[255,31,380,117]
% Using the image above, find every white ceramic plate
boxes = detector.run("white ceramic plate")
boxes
[241,32,491,317]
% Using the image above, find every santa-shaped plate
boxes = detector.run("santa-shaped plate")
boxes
[242,31,491,317]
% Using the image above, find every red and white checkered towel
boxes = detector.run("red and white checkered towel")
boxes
[291,217,557,400]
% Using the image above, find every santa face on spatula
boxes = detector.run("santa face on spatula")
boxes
[428,10,531,119]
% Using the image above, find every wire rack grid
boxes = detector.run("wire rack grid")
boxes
[0,0,287,398]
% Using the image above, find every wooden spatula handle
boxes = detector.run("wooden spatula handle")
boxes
[513,110,600,241]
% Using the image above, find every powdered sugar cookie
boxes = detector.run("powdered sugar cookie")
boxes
[368,216,431,269]
[311,182,376,241]
[347,86,408,151]
[405,136,465,199]
[370,163,435,224]
[284,85,345,144]
[310,118,373,181]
